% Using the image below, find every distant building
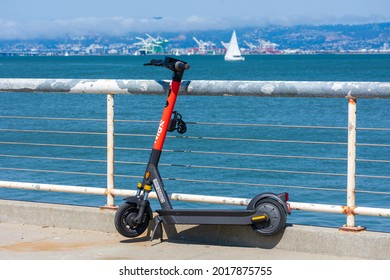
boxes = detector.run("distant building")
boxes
[86,44,105,55]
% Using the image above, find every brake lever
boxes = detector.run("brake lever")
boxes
[144,59,164,67]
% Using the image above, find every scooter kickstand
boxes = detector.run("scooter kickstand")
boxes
[150,215,164,242]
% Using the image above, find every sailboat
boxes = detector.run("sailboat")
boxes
[224,30,245,61]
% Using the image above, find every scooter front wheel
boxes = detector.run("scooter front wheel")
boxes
[114,202,150,238]
[251,198,287,236]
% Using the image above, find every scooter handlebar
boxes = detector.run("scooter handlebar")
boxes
[144,57,190,72]
[143,59,164,67]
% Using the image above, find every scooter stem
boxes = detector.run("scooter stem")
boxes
[139,57,190,211]
[153,79,182,151]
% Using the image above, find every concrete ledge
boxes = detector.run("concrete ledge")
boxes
[1,199,389,259]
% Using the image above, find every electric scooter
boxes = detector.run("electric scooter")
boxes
[114,57,291,240]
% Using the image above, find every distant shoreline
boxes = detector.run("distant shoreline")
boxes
[1,51,390,57]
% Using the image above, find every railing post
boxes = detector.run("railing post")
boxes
[104,93,116,209]
[340,98,365,231]
[347,98,357,227]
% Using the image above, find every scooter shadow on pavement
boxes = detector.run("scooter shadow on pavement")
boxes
[120,219,292,249]
[159,223,292,249]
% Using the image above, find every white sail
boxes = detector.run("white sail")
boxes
[224,30,245,61]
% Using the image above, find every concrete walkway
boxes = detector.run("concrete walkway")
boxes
[0,221,360,260]
[0,199,389,260]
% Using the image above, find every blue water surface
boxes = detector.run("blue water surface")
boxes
[0,54,389,232]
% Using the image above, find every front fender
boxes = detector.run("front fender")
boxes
[122,196,153,220]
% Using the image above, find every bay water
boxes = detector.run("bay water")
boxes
[0,54,389,232]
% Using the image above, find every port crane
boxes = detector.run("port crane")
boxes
[134,34,168,55]
[193,37,216,55]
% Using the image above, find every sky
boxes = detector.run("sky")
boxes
[1,0,390,39]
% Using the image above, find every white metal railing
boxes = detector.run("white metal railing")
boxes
[1,79,390,232]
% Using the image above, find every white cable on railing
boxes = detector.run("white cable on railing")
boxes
[118,161,348,177]
[357,143,390,147]
[116,132,348,145]
[4,115,390,131]
[358,127,390,131]
[155,149,347,161]
[0,154,106,163]
[356,174,390,179]
[357,158,390,163]
[0,128,106,135]
[0,167,106,177]
[187,121,347,130]
[0,141,106,149]
[0,115,106,122]
[2,115,390,135]
[3,128,389,150]
[114,174,346,192]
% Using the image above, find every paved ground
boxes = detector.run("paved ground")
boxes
[0,221,360,260]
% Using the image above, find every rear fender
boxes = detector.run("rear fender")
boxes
[247,192,289,214]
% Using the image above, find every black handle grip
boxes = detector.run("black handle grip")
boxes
[175,61,190,71]
[144,57,190,75]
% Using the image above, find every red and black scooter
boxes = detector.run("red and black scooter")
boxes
[114,57,291,239]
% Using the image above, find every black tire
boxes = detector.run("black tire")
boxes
[251,198,287,236]
[114,202,150,238]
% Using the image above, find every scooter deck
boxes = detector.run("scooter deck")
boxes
[156,209,267,225]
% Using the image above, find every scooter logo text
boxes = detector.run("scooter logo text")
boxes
[153,179,165,203]
[154,120,165,144]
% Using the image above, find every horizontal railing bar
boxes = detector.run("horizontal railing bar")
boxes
[291,202,390,217]
[1,79,390,98]
[1,181,389,217]
[0,181,107,195]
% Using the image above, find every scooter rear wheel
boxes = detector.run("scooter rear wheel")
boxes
[114,202,150,238]
[251,198,287,236]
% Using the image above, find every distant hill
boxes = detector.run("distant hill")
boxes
[236,22,390,51]
[170,22,390,51]
[1,22,389,53]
